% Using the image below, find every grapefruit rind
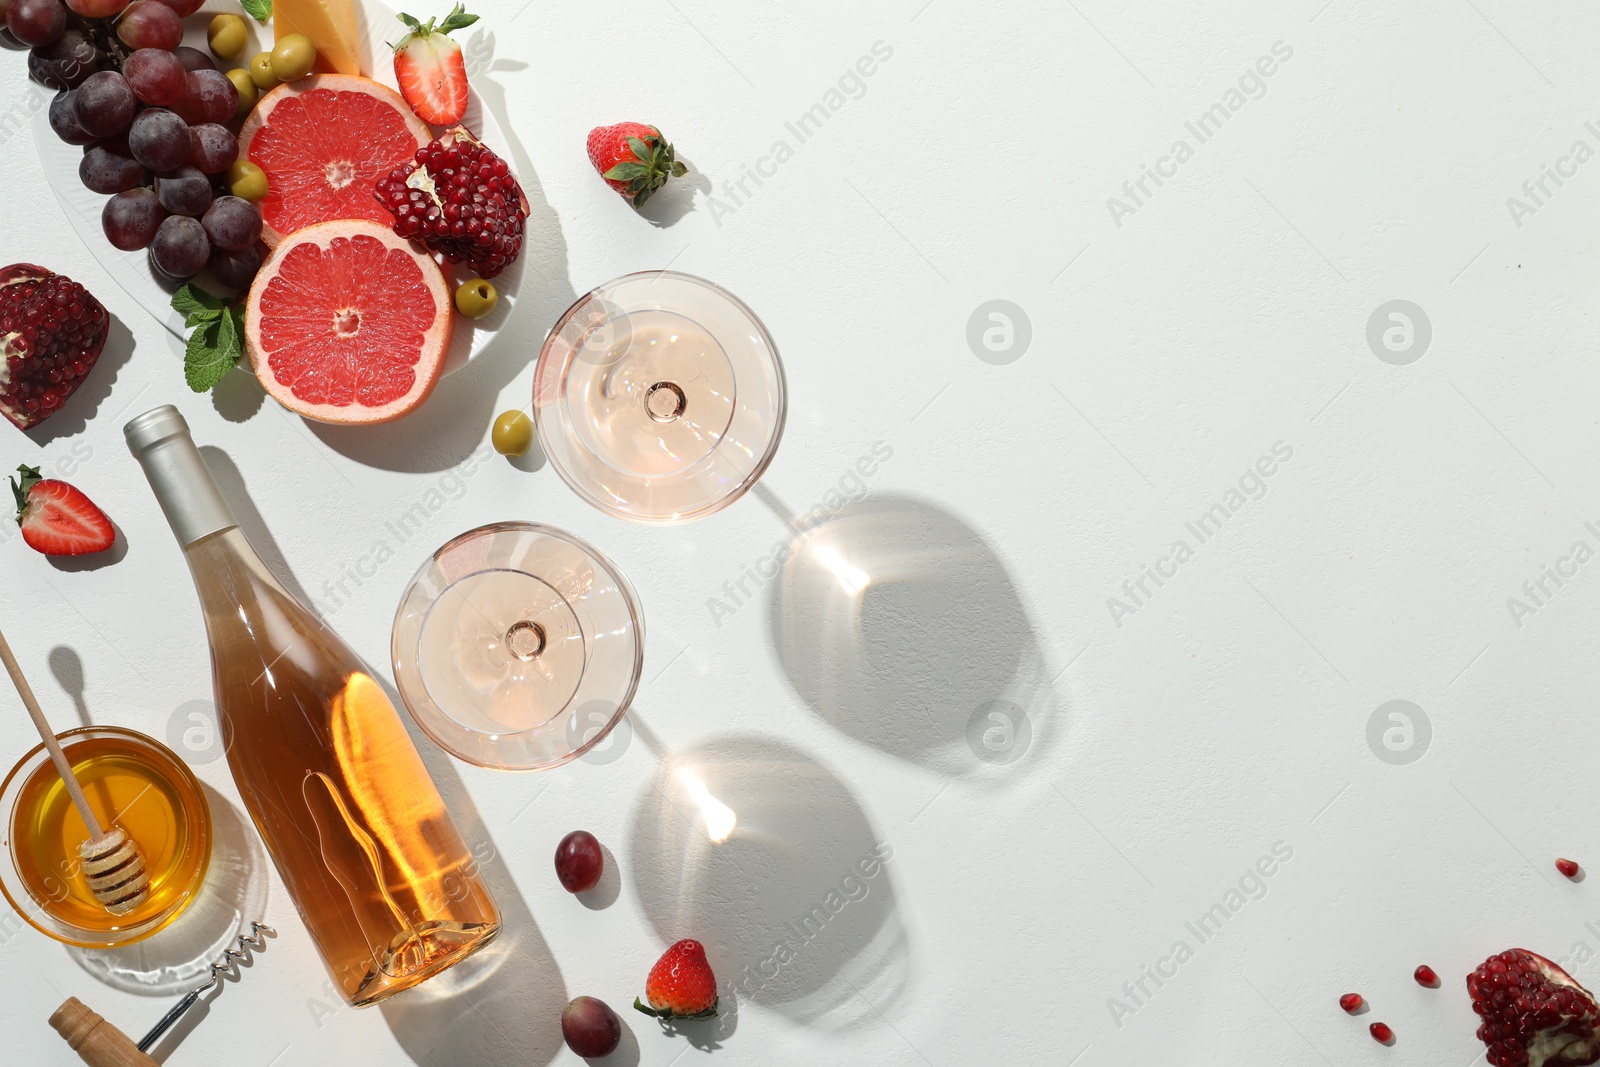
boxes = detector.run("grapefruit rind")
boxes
[245,219,452,425]
[240,74,429,248]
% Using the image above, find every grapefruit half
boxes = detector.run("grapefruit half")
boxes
[245,220,452,424]
[240,74,430,247]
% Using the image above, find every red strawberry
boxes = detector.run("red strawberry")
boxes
[392,4,478,126]
[11,465,113,556]
[634,939,718,1019]
[587,123,687,208]
[0,264,109,430]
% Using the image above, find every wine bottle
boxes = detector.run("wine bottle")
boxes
[126,406,499,1007]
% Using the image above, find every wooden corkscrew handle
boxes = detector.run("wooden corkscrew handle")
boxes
[48,998,159,1067]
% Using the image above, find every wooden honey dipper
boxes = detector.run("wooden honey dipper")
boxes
[0,625,149,915]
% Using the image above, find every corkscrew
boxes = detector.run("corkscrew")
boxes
[137,921,275,1050]
[48,922,274,1067]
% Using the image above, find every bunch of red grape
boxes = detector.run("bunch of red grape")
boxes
[6,0,263,289]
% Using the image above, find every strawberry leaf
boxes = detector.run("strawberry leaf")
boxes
[239,0,270,21]
[437,4,477,34]
[624,136,654,162]
[601,126,688,208]
[10,464,42,523]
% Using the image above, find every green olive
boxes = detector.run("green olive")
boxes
[248,51,280,90]
[492,410,533,457]
[226,160,269,203]
[225,68,257,119]
[270,34,317,82]
[207,14,247,61]
[454,278,498,320]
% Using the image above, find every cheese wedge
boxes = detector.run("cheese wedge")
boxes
[273,0,362,77]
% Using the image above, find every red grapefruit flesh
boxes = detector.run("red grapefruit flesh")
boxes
[240,74,430,247]
[245,220,452,424]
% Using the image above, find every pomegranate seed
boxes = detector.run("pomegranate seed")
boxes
[1369,1021,1393,1044]
[1414,965,1439,987]
[1339,992,1364,1014]
[1558,857,1581,879]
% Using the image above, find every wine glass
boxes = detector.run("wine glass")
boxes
[533,271,787,525]
[391,522,644,771]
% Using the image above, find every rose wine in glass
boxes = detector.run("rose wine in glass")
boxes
[392,522,643,771]
[534,271,787,524]
[126,406,499,1006]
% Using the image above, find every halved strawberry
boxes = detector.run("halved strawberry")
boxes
[392,4,477,127]
[11,465,114,556]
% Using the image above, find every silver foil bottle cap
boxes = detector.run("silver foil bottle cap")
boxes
[125,405,238,547]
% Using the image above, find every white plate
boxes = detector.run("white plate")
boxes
[32,0,521,375]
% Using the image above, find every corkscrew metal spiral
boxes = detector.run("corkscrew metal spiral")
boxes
[135,922,274,1052]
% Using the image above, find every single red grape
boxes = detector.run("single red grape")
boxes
[7,0,65,47]
[128,108,191,171]
[155,165,212,216]
[554,830,604,893]
[172,45,214,72]
[65,0,129,18]
[28,28,102,89]
[208,242,260,290]
[201,195,260,250]
[102,188,164,250]
[561,997,621,1058]
[123,47,185,105]
[79,141,145,194]
[174,68,236,125]
[188,122,237,173]
[149,214,208,278]
[73,70,135,138]
[49,89,95,145]
[115,0,181,51]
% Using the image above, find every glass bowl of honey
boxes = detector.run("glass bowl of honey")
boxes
[0,726,211,948]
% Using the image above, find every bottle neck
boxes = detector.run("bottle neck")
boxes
[125,406,239,548]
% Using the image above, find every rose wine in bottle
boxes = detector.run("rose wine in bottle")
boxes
[126,406,499,1006]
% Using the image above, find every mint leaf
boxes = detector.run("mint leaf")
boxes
[171,282,225,318]
[240,0,270,22]
[184,306,242,393]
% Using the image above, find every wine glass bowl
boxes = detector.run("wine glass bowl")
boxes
[534,271,787,524]
[392,522,644,771]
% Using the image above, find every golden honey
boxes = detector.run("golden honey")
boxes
[4,727,209,944]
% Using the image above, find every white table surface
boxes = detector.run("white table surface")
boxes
[3,1,1597,1063]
